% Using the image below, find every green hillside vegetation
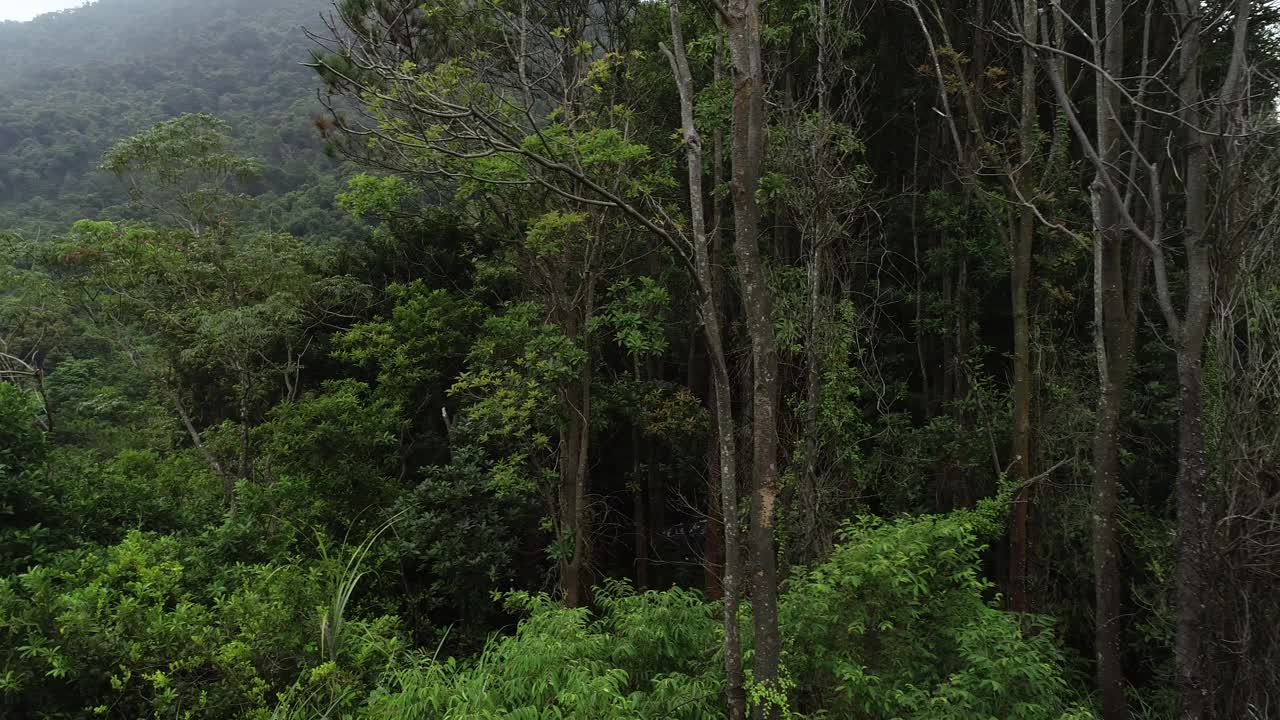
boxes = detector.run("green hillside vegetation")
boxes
[1,0,1278,718]
[0,0,358,238]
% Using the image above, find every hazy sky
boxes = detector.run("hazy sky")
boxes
[0,0,92,22]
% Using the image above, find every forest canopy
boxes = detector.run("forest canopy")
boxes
[1,0,1278,718]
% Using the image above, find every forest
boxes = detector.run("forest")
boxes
[1,0,1278,717]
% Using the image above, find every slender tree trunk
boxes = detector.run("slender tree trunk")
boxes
[800,243,823,561]
[1091,228,1133,720]
[171,388,232,508]
[1174,348,1209,720]
[1172,2,1213,714]
[705,416,724,600]
[556,304,593,608]
[725,0,783,712]
[633,405,650,590]
[664,7,745,715]
[1008,0,1038,614]
[1093,0,1129,712]
[1092,242,1147,720]
[568,362,592,607]
[1009,216,1033,611]
[706,314,747,720]
[558,398,583,604]
[238,368,252,482]
[1193,6,1252,713]
[939,263,956,508]
[910,123,931,419]
[941,254,970,509]
[1091,374,1129,720]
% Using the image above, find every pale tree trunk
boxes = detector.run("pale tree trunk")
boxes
[633,355,658,590]
[1199,2,1253,711]
[704,34,729,606]
[572,362,591,603]
[119,344,233,510]
[663,6,746,715]
[704,417,724,600]
[800,244,823,557]
[558,398,581,603]
[1042,0,1132,710]
[171,387,233,509]
[1090,245,1143,720]
[551,274,593,607]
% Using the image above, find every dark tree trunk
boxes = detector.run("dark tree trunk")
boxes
[559,353,593,607]
[1094,0,1130,713]
[725,0,783,713]
[1090,239,1146,720]
[633,419,650,590]
[1174,350,1209,720]
[1008,0,1038,614]
[705,417,724,600]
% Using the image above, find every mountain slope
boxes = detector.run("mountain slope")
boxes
[0,0,345,235]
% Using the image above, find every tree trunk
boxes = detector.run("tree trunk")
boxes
[706,309,747,720]
[725,0,783,713]
[1009,215,1033,610]
[238,368,252,482]
[570,365,592,607]
[557,334,593,607]
[633,415,650,590]
[664,7,745,715]
[558,397,583,605]
[1093,0,1129,712]
[1092,358,1132,720]
[1091,241,1147,720]
[705,416,724,600]
[1174,349,1209,720]
[1172,3,1211,714]
[800,243,823,563]
[1091,233,1135,720]
[171,387,232,509]
[1008,0,1038,614]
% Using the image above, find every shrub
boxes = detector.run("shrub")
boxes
[0,530,401,720]
[346,581,724,720]
[781,501,1093,719]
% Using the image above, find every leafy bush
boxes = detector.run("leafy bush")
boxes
[250,380,401,538]
[348,581,723,720]
[393,445,543,650]
[0,384,60,575]
[60,449,223,542]
[0,530,402,720]
[269,501,1093,720]
[781,500,1093,719]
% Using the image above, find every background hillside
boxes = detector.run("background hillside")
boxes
[0,0,353,236]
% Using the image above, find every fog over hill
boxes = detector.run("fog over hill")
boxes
[0,0,352,236]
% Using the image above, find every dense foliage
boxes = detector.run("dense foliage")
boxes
[2,0,1277,718]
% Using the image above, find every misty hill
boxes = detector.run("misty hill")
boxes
[0,0,351,236]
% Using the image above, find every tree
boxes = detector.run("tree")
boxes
[661,4,746,711]
[100,113,262,236]
[1035,0,1262,714]
[719,0,788,711]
